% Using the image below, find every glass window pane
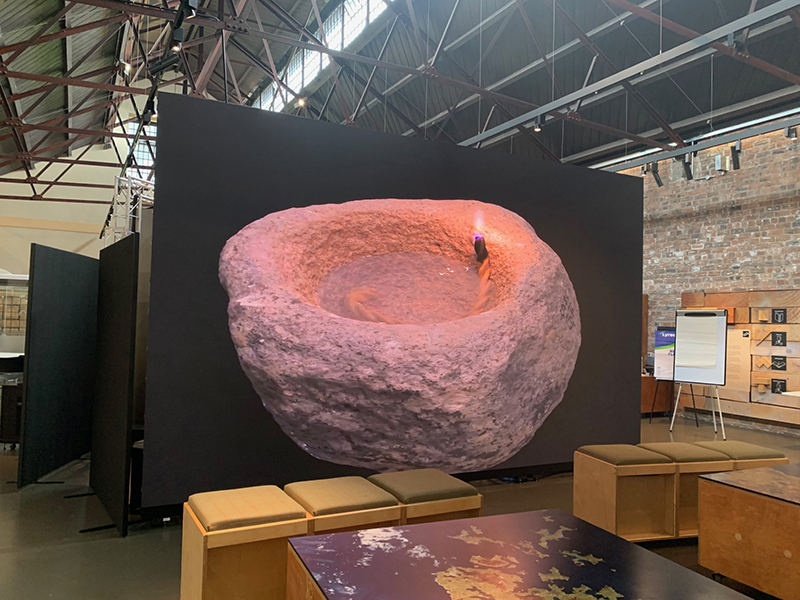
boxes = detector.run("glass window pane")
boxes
[369,0,387,22]
[286,51,303,95]
[126,122,155,177]
[343,0,368,47]
[303,48,321,85]
[323,5,343,50]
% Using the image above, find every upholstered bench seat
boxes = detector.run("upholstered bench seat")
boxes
[368,468,482,524]
[638,442,730,464]
[181,485,309,600]
[188,485,306,531]
[577,444,672,466]
[693,441,788,468]
[284,476,401,534]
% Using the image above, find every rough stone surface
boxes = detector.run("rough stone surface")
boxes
[219,199,581,472]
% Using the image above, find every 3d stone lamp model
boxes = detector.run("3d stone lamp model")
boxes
[219,199,581,472]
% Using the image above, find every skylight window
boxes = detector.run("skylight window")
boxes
[258,0,388,111]
[126,122,156,180]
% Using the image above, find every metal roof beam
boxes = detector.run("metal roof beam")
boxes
[603,112,800,172]
[542,0,685,147]
[1,70,159,97]
[564,85,800,164]
[5,3,76,66]
[353,16,399,123]
[228,36,321,116]
[0,14,128,57]
[0,194,110,205]
[5,66,115,103]
[0,176,114,190]
[460,0,800,147]
[17,23,123,121]
[0,154,151,169]
[471,14,794,152]
[605,0,800,86]
[8,122,156,142]
[403,0,671,135]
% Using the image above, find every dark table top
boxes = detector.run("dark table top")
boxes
[289,509,747,600]
[701,463,800,506]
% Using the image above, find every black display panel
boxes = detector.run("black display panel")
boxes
[19,244,98,487]
[91,234,139,535]
[143,93,643,508]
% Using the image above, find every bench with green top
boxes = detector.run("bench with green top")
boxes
[181,485,308,600]
[284,475,402,534]
[573,441,788,542]
[368,468,482,524]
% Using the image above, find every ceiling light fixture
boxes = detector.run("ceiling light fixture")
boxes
[647,162,663,187]
[170,27,184,52]
[680,156,693,181]
[533,115,542,132]
[148,53,180,77]
[730,141,741,170]
[786,126,798,140]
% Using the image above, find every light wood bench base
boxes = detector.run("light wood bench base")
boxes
[181,503,308,600]
[573,452,677,542]
[308,504,402,535]
[402,494,483,525]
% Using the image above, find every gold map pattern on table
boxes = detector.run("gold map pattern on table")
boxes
[436,525,629,600]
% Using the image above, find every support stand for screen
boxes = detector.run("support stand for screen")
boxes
[669,383,726,440]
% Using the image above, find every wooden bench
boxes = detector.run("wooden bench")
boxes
[638,442,733,538]
[284,476,402,534]
[368,468,482,525]
[180,485,308,600]
[574,441,789,542]
[573,444,677,542]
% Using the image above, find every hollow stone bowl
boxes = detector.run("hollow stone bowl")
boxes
[219,199,580,472]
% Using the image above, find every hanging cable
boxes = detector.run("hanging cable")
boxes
[477,0,483,135]
[710,54,715,132]
[551,0,556,102]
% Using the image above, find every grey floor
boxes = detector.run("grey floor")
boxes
[2,414,799,600]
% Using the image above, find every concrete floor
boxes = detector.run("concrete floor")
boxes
[1,414,799,599]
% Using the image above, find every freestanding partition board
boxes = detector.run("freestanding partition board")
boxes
[670,309,729,437]
[143,94,643,509]
[91,234,139,535]
[19,244,98,487]
[674,310,728,386]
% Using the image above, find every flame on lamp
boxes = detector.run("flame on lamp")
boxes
[473,210,484,239]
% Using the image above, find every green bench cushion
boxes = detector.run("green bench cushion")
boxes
[188,485,306,532]
[368,469,478,504]
[577,444,672,466]
[284,476,399,517]
[693,441,786,461]
[638,442,730,463]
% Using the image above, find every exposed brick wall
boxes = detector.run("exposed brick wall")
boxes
[620,128,800,353]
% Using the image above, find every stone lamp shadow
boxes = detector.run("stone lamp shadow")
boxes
[219,199,581,472]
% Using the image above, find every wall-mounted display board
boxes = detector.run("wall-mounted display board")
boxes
[18,245,98,487]
[142,94,643,509]
[91,234,139,536]
[678,289,800,424]
[674,310,728,386]
[716,328,752,404]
